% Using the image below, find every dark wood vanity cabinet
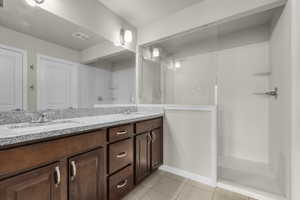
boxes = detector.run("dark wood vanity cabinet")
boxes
[0,130,107,200]
[151,128,163,170]
[135,132,151,184]
[0,117,163,200]
[0,163,61,200]
[135,118,163,184]
[69,148,105,200]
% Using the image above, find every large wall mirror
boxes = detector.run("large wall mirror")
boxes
[0,0,136,112]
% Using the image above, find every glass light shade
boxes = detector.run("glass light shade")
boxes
[152,48,160,58]
[175,61,181,68]
[124,30,133,43]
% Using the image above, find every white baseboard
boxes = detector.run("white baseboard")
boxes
[159,165,217,187]
[217,182,287,200]
[159,165,286,200]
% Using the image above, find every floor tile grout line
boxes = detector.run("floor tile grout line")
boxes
[172,178,189,200]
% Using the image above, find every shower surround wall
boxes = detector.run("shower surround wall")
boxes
[140,7,290,198]
[78,59,135,107]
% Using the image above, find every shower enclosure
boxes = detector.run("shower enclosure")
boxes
[138,5,290,200]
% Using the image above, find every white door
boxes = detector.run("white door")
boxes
[38,55,78,110]
[0,46,24,111]
[78,64,95,108]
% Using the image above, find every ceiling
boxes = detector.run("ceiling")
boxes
[98,50,135,64]
[0,0,107,51]
[97,0,204,27]
[153,7,281,55]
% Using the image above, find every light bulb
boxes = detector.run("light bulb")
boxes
[124,30,133,44]
[152,48,160,58]
[175,61,181,69]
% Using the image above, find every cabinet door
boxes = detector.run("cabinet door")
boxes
[69,148,105,200]
[135,133,151,184]
[0,163,61,200]
[151,128,163,170]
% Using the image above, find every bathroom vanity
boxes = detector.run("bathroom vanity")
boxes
[0,116,163,200]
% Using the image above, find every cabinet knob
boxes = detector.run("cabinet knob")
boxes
[54,166,61,187]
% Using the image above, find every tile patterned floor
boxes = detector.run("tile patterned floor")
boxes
[123,170,257,200]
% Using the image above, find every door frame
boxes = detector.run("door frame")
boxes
[0,44,28,111]
[37,54,78,110]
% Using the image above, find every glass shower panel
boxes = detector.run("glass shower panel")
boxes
[140,27,219,105]
[140,58,162,104]
[216,8,288,197]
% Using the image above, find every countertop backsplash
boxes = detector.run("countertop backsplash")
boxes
[0,106,138,125]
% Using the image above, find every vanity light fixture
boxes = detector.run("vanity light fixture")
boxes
[25,0,44,7]
[120,29,133,45]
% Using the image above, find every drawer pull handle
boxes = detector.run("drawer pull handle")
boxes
[117,179,128,189]
[116,152,127,158]
[116,131,128,135]
[71,161,77,181]
[54,166,61,187]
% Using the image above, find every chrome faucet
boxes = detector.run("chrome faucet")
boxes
[33,112,50,123]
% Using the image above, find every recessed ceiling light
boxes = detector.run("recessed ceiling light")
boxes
[72,32,90,41]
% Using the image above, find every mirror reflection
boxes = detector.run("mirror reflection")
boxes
[0,0,135,111]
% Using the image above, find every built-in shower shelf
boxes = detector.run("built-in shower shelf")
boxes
[253,72,271,76]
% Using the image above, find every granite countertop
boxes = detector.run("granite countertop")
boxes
[0,111,164,148]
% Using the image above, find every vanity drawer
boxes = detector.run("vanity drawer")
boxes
[136,118,162,134]
[108,138,133,174]
[109,165,134,200]
[108,124,133,143]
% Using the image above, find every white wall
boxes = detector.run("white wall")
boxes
[218,41,270,163]
[163,108,217,185]
[269,5,291,197]
[138,0,286,45]
[291,0,300,199]
[0,25,80,111]
[111,60,135,104]
[163,53,217,105]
